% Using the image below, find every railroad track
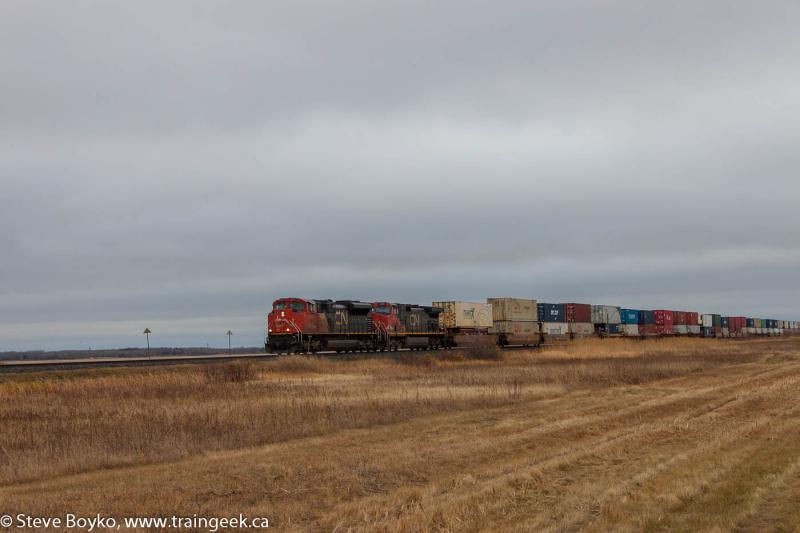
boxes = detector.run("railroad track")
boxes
[0,344,546,373]
[0,353,278,372]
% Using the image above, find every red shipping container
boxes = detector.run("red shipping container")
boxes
[654,324,674,335]
[639,324,659,336]
[653,310,674,328]
[564,303,592,323]
[686,312,700,326]
[731,316,746,332]
[673,311,687,325]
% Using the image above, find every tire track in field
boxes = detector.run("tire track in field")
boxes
[729,453,800,532]
[315,361,800,531]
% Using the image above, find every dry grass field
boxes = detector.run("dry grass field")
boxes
[2,337,800,531]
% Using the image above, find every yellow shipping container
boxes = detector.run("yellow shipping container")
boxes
[487,298,537,322]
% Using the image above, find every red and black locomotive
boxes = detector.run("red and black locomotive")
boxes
[266,298,447,353]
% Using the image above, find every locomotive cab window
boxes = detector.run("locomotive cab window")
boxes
[376,306,392,315]
[290,302,305,312]
[274,302,286,310]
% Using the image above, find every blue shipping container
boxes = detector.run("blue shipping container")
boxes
[537,303,565,322]
[620,309,640,324]
[638,310,655,325]
[601,324,623,335]
[721,317,730,328]
[746,318,755,328]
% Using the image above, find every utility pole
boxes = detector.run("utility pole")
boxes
[143,328,151,358]
[226,330,233,354]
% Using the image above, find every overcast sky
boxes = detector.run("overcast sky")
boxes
[2,1,799,350]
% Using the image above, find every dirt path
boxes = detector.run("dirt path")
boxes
[3,354,800,531]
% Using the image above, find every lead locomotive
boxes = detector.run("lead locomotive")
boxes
[266,298,447,354]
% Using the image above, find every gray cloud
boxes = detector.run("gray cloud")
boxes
[1,0,799,350]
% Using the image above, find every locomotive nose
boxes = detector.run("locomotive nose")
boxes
[268,311,294,333]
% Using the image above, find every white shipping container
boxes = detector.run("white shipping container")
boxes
[622,324,639,336]
[673,325,688,335]
[487,298,537,322]
[702,314,714,328]
[541,322,569,336]
[432,301,493,329]
[568,322,595,337]
[688,325,702,335]
[591,305,622,324]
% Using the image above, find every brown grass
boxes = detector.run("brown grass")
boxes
[203,360,258,382]
[1,337,799,531]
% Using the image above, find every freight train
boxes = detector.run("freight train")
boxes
[265,297,799,354]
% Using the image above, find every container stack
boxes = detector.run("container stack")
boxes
[564,303,593,338]
[673,311,688,336]
[487,298,539,344]
[639,310,656,336]
[538,303,568,338]
[731,316,747,337]
[590,305,622,337]
[721,317,730,338]
[686,312,701,336]
[654,310,674,335]
[620,309,640,336]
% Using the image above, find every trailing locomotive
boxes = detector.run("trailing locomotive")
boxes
[266,298,446,353]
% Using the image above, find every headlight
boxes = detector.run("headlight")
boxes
[268,328,272,333]
[286,328,291,332]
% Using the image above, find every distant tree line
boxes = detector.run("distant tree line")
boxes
[0,346,263,361]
